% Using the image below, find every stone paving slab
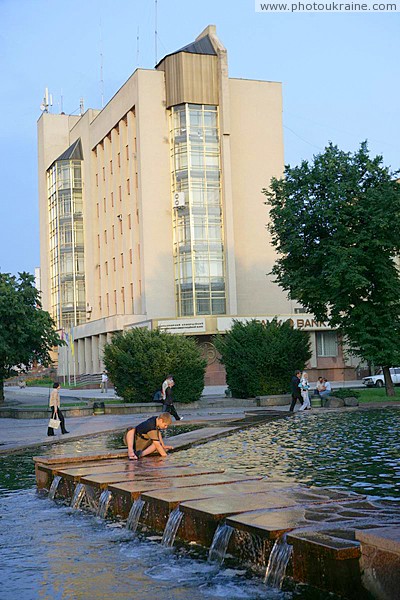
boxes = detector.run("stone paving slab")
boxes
[355,526,400,555]
[57,461,191,478]
[110,472,264,499]
[80,466,226,488]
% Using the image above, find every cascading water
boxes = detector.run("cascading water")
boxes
[126,497,145,533]
[97,489,112,518]
[264,533,293,589]
[208,523,234,564]
[161,507,183,547]
[48,475,62,500]
[71,483,86,509]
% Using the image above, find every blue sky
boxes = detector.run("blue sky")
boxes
[1,0,399,275]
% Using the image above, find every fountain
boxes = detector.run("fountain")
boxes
[126,497,145,533]
[264,533,293,589]
[71,483,86,509]
[208,523,234,564]
[48,475,62,500]
[97,490,112,518]
[161,507,183,547]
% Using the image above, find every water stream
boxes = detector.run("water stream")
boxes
[264,534,293,589]
[71,482,86,509]
[126,497,145,533]
[97,489,112,518]
[48,475,62,500]
[208,524,234,564]
[161,506,184,547]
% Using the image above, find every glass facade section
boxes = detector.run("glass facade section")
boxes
[47,159,86,329]
[170,104,226,316]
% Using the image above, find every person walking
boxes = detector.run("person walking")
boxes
[101,371,108,393]
[47,382,69,436]
[289,370,303,412]
[299,371,311,410]
[161,375,182,421]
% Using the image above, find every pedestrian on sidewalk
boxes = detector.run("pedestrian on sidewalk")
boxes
[289,370,303,412]
[161,375,182,421]
[47,383,69,436]
[101,371,109,393]
[299,371,311,410]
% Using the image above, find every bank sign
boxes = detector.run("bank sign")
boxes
[216,316,331,332]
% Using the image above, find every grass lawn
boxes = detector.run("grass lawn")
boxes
[357,387,400,403]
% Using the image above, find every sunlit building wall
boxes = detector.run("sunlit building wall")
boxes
[38,26,354,383]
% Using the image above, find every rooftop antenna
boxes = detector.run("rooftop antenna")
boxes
[136,26,140,68]
[40,87,53,113]
[79,98,85,115]
[99,16,104,108]
[155,0,158,65]
[60,89,64,114]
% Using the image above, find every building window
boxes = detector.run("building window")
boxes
[126,145,129,160]
[128,214,131,229]
[294,307,306,314]
[119,185,122,201]
[96,203,99,218]
[104,230,107,244]
[170,104,225,317]
[112,225,115,240]
[129,248,132,264]
[97,234,100,248]
[105,261,108,275]
[113,257,116,271]
[121,253,124,268]
[110,159,113,174]
[118,152,121,168]
[316,331,338,357]
[111,191,114,207]
[127,178,130,195]
[103,197,106,212]
[102,166,105,181]
[96,173,98,187]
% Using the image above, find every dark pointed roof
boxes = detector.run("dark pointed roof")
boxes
[56,138,83,161]
[156,34,216,68]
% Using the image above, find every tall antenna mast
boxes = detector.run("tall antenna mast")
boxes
[136,26,140,68]
[155,0,158,65]
[99,17,104,108]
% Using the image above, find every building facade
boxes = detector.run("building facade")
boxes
[38,26,359,384]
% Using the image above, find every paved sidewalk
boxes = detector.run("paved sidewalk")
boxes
[0,404,291,454]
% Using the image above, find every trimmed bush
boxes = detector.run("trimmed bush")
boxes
[214,319,311,398]
[331,387,361,400]
[103,328,206,404]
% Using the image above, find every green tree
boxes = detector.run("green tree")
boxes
[0,272,63,402]
[103,328,206,403]
[263,142,400,396]
[215,319,311,398]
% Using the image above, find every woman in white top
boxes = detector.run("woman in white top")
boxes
[299,371,311,411]
[47,382,69,436]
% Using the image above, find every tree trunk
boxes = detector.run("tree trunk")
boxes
[0,377,4,404]
[383,366,395,397]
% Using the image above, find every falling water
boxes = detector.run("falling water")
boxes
[126,497,145,533]
[97,489,112,518]
[264,533,293,589]
[208,524,234,564]
[48,475,62,500]
[71,483,86,509]
[161,507,183,547]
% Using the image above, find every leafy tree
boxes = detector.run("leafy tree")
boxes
[263,142,400,396]
[103,328,206,403]
[0,272,63,402]
[214,319,311,398]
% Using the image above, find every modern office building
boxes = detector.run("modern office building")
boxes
[38,25,359,384]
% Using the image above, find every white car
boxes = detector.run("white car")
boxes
[362,367,400,388]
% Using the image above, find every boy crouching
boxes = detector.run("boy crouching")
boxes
[124,412,173,460]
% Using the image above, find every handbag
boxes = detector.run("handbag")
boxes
[48,417,61,429]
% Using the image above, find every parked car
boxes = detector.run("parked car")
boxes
[362,367,400,388]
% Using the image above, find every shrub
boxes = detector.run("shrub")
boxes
[26,376,54,386]
[331,387,361,400]
[103,328,206,403]
[214,319,311,398]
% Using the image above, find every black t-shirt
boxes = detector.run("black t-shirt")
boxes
[135,416,160,441]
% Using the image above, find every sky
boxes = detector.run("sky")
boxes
[0,0,399,276]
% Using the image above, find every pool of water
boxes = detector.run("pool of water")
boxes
[1,408,398,599]
[172,408,400,500]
